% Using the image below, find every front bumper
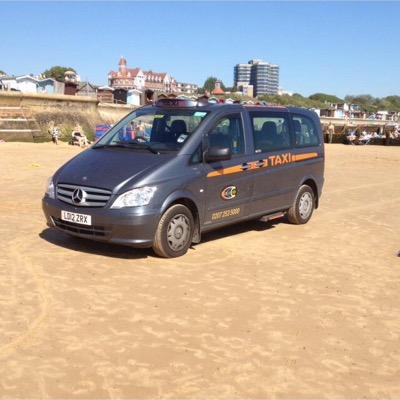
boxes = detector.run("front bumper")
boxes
[42,197,160,248]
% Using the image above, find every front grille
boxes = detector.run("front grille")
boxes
[57,183,112,207]
[53,218,109,237]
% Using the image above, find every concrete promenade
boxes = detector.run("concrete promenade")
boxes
[0,92,135,141]
[320,116,394,129]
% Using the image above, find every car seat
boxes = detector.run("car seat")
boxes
[169,120,187,142]
[254,121,277,151]
[150,118,167,142]
[293,119,303,145]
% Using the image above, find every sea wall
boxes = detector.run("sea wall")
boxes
[0,91,136,142]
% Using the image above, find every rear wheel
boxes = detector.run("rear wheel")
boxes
[287,185,315,225]
[153,204,194,258]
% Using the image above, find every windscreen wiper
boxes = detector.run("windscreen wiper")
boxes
[114,141,160,154]
[93,142,159,154]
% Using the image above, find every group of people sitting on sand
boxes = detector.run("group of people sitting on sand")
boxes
[346,125,399,145]
[346,129,382,145]
[49,123,90,147]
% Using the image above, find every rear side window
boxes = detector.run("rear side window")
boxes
[208,114,245,155]
[250,113,291,153]
[292,114,320,147]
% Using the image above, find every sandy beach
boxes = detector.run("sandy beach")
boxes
[0,142,399,399]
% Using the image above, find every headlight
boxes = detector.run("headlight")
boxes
[111,186,157,209]
[45,177,55,199]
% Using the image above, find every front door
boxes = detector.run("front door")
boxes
[202,113,253,227]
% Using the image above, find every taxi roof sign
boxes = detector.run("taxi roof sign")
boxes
[156,98,198,108]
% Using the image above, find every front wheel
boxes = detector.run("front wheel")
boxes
[153,204,194,258]
[287,185,315,225]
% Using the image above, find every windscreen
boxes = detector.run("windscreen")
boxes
[95,108,209,152]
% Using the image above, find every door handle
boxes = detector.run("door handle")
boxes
[243,160,265,171]
[241,162,250,171]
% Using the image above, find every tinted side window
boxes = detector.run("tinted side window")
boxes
[292,114,320,147]
[250,113,291,153]
[208,114,245,155]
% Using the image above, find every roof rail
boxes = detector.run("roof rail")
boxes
[155,96,288,109]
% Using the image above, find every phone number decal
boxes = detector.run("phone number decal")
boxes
[211,207,241,221]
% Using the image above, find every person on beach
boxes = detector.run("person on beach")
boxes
[359,130,372,145]
[51,126,61,145]
[327,122,335,143]
[346,129,357,145]
[71,124,88,147]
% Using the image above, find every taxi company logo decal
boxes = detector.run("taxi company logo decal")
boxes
[207,152,319,178]
[221,185,238,200]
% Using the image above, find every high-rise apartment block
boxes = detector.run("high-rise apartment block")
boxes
[234,59,279,96]
[234,63,252,88]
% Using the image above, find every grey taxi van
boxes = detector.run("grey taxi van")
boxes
[42,98,324,258]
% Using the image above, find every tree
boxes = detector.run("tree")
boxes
[309,93,343,104]
[345,94,375,104]
[344,95,378,113]
[383,96,400,112]
[0,70,5,76]
[42,66,76,82]
[257,93,323,109]
[202,76,226,93]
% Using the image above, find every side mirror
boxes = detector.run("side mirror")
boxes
[204,146,231,163]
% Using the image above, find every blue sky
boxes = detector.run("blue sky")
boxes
[1,1,399,98]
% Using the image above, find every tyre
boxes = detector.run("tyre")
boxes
[153,204,194,258]
[287,185,315,225]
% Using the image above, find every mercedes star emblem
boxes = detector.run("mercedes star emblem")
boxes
[72,188,85,204]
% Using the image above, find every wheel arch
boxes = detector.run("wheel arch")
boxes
[160,191,201,243]
[301,177,319,209]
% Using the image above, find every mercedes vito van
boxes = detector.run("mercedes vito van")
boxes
[42,98,324,258]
